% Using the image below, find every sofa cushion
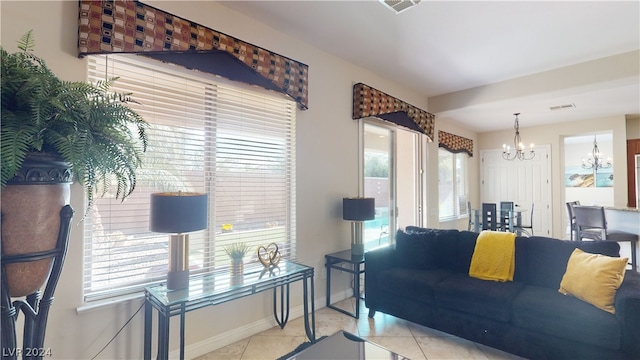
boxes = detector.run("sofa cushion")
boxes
[559,248,627,314]
[512,285,621,350]
[447,230,478,273]
[434,273,525,322]
[399,228,462,271]
[406,228,477,273]
[378,268,454,305]
[512,237,529,282]
[395,229,437,270]
[517,236,620,289]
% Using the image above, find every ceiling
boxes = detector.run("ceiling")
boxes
[219,1,640,133]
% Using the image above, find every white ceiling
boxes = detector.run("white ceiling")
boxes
[219,0,640,133]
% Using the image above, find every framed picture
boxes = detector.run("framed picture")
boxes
[564,166,613,187]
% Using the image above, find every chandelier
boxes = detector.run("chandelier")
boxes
[502,113,535,161]
[582,135,612,170]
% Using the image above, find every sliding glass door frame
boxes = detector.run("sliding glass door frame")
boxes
[359,118,426,247]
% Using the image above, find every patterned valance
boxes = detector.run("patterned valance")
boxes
[352,83,435,141]
[77,0,309,109]
[438,131,473,157]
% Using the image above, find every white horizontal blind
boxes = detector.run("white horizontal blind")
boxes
[213,86,297,267]
[84,55,296,302]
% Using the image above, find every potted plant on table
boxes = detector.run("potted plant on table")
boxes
[1,31,148,297]
[224,242,251,278]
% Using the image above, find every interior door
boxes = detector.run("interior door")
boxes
[481,145,552,236]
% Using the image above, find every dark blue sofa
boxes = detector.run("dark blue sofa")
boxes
[365,228,640,359]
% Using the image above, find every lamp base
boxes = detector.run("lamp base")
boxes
[351,243,364,257]
[167,233,189,290]
[167,269,189,290]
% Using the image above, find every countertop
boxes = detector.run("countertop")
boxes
[604,207,640,213]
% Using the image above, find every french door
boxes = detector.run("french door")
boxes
[361,120,425,249]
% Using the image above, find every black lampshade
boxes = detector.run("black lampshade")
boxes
[150,192,208,233]
[343,197,375,221]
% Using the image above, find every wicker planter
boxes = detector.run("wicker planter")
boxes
[1,153,72,297]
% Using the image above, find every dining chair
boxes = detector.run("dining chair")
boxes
[513,203,534,237]
[481,203,497,231]
[573,205,638,271]
[565,201,580,240]
[499,201,514,231]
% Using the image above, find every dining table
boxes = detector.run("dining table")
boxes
[472,204,528,235]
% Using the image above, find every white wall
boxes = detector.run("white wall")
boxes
[477,115,629,238]
[0,1,440,358]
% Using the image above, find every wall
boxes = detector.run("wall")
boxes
[627,115,640,139]
[477,115,628,238]
[0,1,446,359]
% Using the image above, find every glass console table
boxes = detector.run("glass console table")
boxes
[143,260,315,360]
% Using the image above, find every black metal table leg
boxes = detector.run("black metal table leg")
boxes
[157,309,170,360]
[325,258,333,308]
[353,265,360,318]
[180,303,185,360]
[303,274,316,342]
[273,284,290,329]
[144,300,151,360]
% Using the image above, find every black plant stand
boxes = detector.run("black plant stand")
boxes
[1,205,74,360]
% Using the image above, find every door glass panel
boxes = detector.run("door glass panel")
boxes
[396,129,419,228]
[363,123,392,249]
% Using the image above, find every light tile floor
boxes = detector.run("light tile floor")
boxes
[195,298,525,360]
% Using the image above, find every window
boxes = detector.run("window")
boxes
[83,55,296,302]
[438,149,467,221]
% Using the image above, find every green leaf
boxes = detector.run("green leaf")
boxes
[1,31,149,213]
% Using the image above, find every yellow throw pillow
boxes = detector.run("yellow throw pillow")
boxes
[559,248,628,314]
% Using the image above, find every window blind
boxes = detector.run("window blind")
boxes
[84,55,296,302]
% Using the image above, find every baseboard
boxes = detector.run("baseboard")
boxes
[168,290,353,359]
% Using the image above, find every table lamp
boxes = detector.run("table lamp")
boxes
[343,197,375,256]
[150,192,208,290]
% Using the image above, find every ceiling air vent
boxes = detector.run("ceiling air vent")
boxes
[549,103,576,111]
[379,0,421,14]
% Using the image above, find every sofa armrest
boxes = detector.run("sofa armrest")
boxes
[614,270,640,358]
[364,246,396,314]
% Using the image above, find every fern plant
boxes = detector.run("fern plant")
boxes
[1,31,148,209]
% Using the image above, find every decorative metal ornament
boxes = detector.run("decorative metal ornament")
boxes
[257,243,281,267]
